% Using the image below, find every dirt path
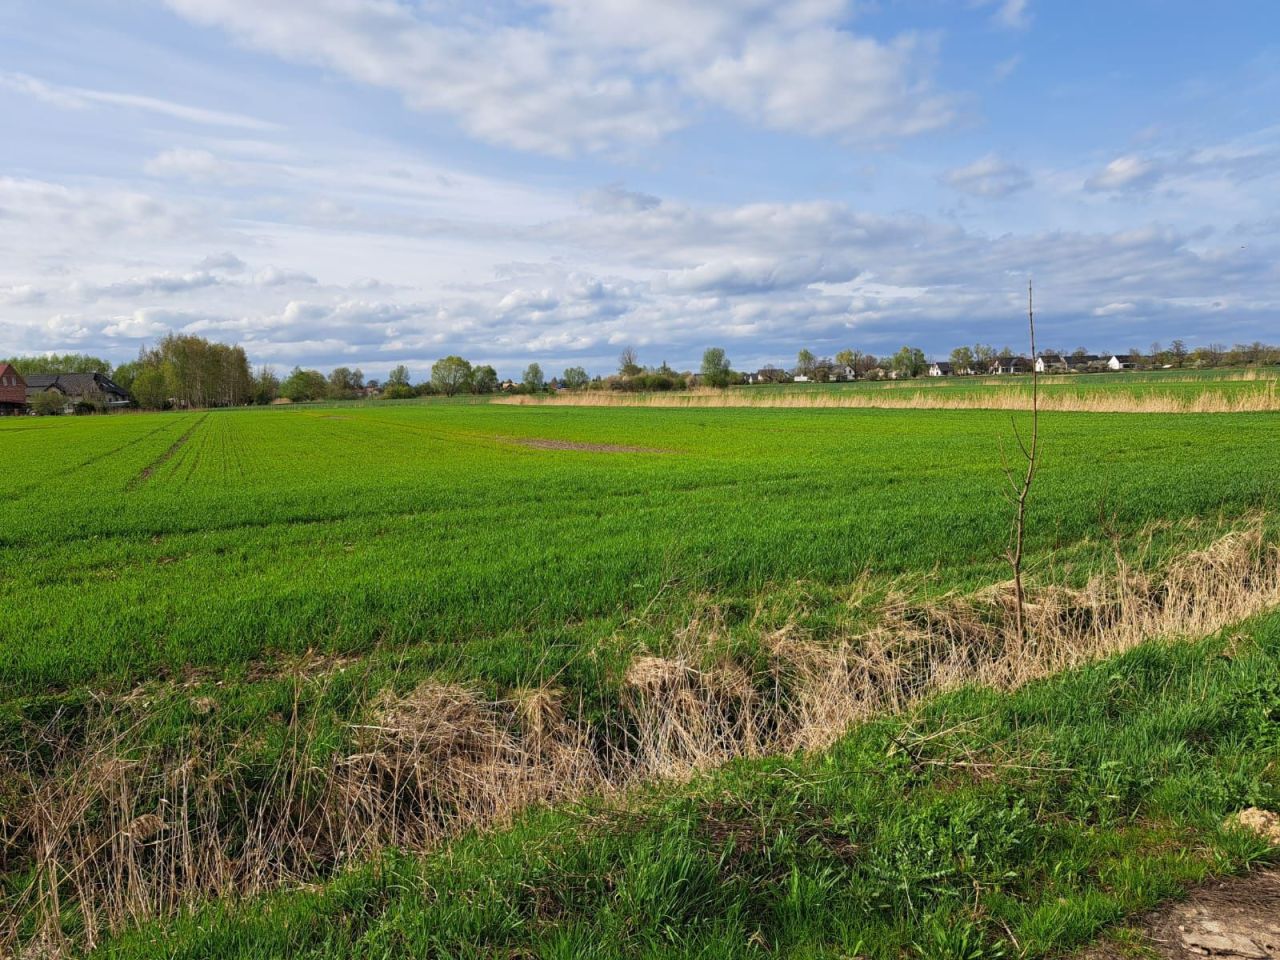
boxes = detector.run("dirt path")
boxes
[1083,869,1280,959]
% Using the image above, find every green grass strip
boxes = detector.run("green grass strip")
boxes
[96,611,1280,960]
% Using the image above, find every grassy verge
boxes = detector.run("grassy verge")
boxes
[91,609,1280,959]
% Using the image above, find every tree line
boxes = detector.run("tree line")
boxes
[7,333,1280,413]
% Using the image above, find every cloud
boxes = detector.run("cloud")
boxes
[942,154,1031,197]
[1085,154,1162,192]
[197,251,247,273]
[0,71,276,130]
[73,271,222,301]
[976,0,1031,30]
[144,148,243,183]
[579,184,661,214]
[161,0,953,154]
[993,54,1022,81]
[252,266,318,286]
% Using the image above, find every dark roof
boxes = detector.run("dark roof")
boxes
[25,372,130,399]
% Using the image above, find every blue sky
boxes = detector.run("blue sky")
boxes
[1,0,1277,378]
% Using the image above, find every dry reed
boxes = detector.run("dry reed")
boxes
[497,380,1280,414]
[6,517,1280,956]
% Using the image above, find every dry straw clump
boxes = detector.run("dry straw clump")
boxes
[497,380,1280,414]
[7,517,1280,955]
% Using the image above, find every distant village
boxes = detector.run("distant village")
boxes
[2,336,1278,415]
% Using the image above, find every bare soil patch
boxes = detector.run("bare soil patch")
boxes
[497,435,674,454]
[1083,869,1280,959]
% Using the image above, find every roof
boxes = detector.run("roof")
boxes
[24,372,130,399]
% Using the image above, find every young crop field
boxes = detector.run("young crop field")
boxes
[2,400,1279,955]
[3,401,1280,697]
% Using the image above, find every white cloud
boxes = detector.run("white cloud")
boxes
[0,71,276,130]
[197,251,247,273]
[253,266,318,286]
[977,0,1031,30]
[145,148,243,183]
[1085,154,1162,192]
[942,154,1031,197]
[161,0,953,154]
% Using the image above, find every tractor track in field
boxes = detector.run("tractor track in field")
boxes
[1,417,185,506]
[127,414,209,491]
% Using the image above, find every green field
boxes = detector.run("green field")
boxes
[3,399,1279,955]
[4,401,1280,697]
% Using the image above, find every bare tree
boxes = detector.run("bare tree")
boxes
[1002,279,1040,646]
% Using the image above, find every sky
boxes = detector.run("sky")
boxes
[1,0,1277,379]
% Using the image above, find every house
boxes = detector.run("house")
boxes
[792,374,812,383]
[0,363,27,415]
[746,366,788,385]
[1038,353,1103,373]
[927,361,953,377]
[25,372,132,410]
[989,356,1032,375]
[1106,354,1137,371]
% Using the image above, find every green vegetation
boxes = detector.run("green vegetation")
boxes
[98,612,1280,959]
[3,402,1279,699]
[3,399,1278,956]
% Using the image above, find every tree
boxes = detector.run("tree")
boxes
[132,334,252,407]
[795,349,816,378]
[890,346,927,378]
[700,347,731,388]
[29,390,66,416]
[431,356,473,396]
[949,346,975,374]
[1170,340,1187,367]
[280,367,328,402]
[973,344,997,369]
[328,366,364,399]
[1004,280,1040,648]
[562,366,590,389]
[835,349,855,369]
[618,347,641,377]
[131,366,170,410]
[3,353,112,376]
[522,362,545,391]
[111,360,142,393]
[383,364,415,398]
[252,366,280,404]
[471,365,499,394]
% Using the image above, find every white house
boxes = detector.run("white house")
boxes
[793,374,812,383]
[928,361,953,377]
[1106,354,1137,370]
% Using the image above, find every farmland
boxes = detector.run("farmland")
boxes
[2,398,1280,955]
[3,400,1280,697]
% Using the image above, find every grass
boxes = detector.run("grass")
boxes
[3,401,1280,699]
[93,610,1280,959]
[3,397,1279,954]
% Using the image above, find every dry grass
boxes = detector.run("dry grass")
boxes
[497,381,1280,414]
[6,518,1280,955]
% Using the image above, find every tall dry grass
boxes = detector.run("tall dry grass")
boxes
[6,518,1280,955]
[497,380,1280,414]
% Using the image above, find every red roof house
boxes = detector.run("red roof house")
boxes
[0,363,27,414]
